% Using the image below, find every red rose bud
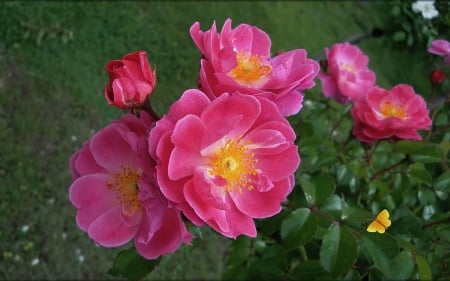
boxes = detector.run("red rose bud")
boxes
[104,51,156,109]
[429,69,447,84]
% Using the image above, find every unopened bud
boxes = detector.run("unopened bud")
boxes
[429,69,447,84]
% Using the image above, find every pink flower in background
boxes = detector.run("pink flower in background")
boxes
[428,39,450,64]
[104,51,156,109]
[69,112,192,259]
[318,42,376,104]
[351,84,432,143]
[190,18,319,116]
[149,89,300,238]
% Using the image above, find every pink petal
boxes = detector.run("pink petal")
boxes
[90,123,138,171]
[273,91,304,116]
[201,94,260,142]
[134,209,192,259]
[169,115,206,180]
[88,206,140,247]
[230,178,292,218]
[69,174,117,231]
[256,146,300,182]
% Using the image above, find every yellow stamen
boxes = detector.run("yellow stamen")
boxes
[209,138,258,193]
[380,102,407,119]
[107,166,141,215]
[341,63,356,72]
[228,52,272,87]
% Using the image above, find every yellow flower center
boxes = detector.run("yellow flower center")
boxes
[380,102,407,119]
[228,52,272,87]
[341,63,356,73]
[107,166,141,215]
[210,138,258,193]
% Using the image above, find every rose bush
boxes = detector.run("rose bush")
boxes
[67,17,449,281]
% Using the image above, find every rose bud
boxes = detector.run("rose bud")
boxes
[429,69,447,84]
[104,51,156,109]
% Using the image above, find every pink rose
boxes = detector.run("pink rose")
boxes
[428,39,450,64]
[351,84,432,143]
[104,51,156,109]
[69,112,192,259]
[318,42,376,104]
[190,18,319,116]
[149,89,300,238]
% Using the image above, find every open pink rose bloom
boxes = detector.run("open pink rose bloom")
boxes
[351,84,432,143]
[318,42,376,104]
[149,89,300,238]
[104,51,156,109]
[190,18,319,116]
[69,113,192,259]
[428,39,450,64]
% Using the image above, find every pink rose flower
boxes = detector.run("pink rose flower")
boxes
[149,89,300,238]
[318,42,376,104]
[428,39,450,64]
[104,51,156,109]
[351,84,432,143]
[190,18,319,116]
[69,112,192,259]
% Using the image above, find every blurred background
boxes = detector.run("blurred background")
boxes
[0,1,440,279]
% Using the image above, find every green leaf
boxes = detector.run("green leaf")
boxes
[108,247,161,280]
[362,233,398,273]
[362,235,413,280]
[389,251,414,280]
[408,163,432,185]
[320,194,342,219]
[287,260,333,281]
[299,175,335,206]
[393,141,444,163]
[319,223,357,277]
[393,30,406,41]
[226,236,251,266]
[313,175,336,206]
[222,264,247,280]
[416,255,432,281]
[434,170,450,192]
[280,208,318,248]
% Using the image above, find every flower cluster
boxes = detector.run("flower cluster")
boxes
[318,42,432,143]
[68,19,317,259]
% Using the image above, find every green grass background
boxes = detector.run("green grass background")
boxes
[0,1,431,279]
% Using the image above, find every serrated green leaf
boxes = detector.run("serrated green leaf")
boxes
[280,208,318,248]
[107,247,161,280]
[319,223,357,277]
[416,255,432,281]
[434,170,450,192]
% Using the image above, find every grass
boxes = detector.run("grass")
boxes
[0,1,432,280]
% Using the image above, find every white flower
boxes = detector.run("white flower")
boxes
[21,225,30,233]
[30,258,40,266]
[412,0,439,19]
